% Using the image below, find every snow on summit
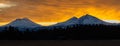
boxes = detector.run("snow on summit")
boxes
[5,18,41,28]
[78,14,107,24]
[2,14,116,28]
[54,17,78,26]
[54,14,108,26]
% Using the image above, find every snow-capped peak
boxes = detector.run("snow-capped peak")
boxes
[78,14,98,20]
[69,17,78,20]
[15,18,30,21]
[78,14,107,24]
[66,17,78,23]
[54,17,78,26]
[5,18,41,28]
[54,14,108,26]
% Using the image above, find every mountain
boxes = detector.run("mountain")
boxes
[54,17,79,26]
[54,14,109,26]
[4,18,41,28]
[78,14,108,24]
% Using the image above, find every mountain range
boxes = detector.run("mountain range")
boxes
[54,14,112,26]
[0,14,119,30]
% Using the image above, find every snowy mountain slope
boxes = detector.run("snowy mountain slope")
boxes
[78,14,108,24]
[54,17,79,26]
[4,18,41,28]
[54,14,109,26]
[1,14,119,29]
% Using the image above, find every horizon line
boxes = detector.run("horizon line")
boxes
[0,14,120,26]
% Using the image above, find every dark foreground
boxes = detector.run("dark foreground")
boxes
[1,24,120,40]
[0,40,120,46]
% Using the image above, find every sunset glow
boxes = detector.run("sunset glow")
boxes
[0,3,11,8]
[104,20,120,23]
[0,3,16,8]
[0,0,120,26]
[38,22,58,26]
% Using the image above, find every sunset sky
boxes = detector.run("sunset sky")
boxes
[0,0,120,26]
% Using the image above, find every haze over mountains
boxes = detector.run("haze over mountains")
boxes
[1,14,120,28]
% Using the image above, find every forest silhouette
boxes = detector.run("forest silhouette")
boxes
[0,24,120,40]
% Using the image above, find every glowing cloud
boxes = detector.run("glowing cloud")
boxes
[104,20,120,23]
[0,0,120,26]
[0,3,16,8]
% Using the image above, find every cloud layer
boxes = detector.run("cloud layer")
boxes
[0,0,120,23]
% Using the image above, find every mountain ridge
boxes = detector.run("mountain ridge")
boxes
[78,14,108,24]
[1,14,120,27]
[53,14,111,26]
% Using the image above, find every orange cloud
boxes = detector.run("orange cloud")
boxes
[0,0,120,24]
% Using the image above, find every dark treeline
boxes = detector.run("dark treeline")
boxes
[0,24,120,40]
